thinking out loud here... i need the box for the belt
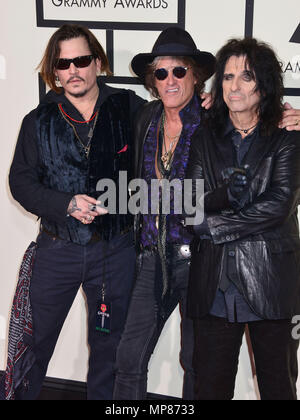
[41,227,132,244]
[41,227,59,240]
[41,227,102,244]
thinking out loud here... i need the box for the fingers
[81,195,99,204]
[283,102,293,110]
[282,109,300,118]
[200,92,213,110]
[68,195,108,223]
[279,119,300,131]
[285,124,300,132]
[80,214,95,225]
[221,167,235,180]
[232,174,248,186]
[222,167,248,180]
[279,107,300,130]
[95,206,109,216]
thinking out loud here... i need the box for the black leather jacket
[187,124,300,319]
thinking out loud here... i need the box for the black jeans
[193,315,299,400]
[16,230,136,400]
[113,250,195,400]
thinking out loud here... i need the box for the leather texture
[186,124,300,319]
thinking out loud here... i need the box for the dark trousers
[193,315,299,400]
[16,231,136,400]
[113,251,195,400]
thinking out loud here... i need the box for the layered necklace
[58,103,99,158]
[160,111,182,171]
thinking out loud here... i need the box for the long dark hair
[209,38,284,136]
[38,24,112,93]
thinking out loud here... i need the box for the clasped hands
[67,194,108,224]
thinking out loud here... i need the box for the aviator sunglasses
[154,66,189,81]
[55,54,95,70]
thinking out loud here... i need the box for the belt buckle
[179,244,191,259]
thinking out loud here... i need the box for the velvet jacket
[186,123,300,320]
[9,82,145,245]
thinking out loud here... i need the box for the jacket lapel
[203,131,235,189]
[136,101,163,179]
[204,126,280,191]
[241,129,278,179]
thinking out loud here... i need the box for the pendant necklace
[235,123,257,135]
[160,111,182,171]
[58,103,99,158]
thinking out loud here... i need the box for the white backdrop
[0,0,299,400]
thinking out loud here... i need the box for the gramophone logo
[290,23,300,44]
[282,22,300,83]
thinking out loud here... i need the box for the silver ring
[89,204,97,212]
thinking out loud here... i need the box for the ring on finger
[89,204,97,212]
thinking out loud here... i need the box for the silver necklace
[161,112,182,170]
[58,105,99,158]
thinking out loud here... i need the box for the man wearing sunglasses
[6,23,299,402]
[113,27,300,400]
[7,24,145,400]
[113,26,216,400]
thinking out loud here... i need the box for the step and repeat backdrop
[0,0,299,399]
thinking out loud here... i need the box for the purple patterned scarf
[0,242,36,400]
[141,94,202,248]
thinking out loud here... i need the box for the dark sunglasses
[154,66,189,81]
[55,55,95,70]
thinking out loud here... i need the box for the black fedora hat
[131,27,216,82]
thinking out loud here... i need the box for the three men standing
[4,22,300,400]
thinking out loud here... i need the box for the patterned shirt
[140,94,202,248]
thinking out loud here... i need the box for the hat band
[153,43,197,55]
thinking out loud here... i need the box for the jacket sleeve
[128,89,148,123]
[207,131,300,245]
[133,100,162,179]
[186,130,231,214]
[9,111,73,224]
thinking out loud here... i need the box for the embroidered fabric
[0,242,37,400]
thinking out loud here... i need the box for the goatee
[68,90,88,98]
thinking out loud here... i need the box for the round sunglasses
[154,66,189,81]
[55,55,95,70]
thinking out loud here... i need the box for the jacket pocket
[236,239,300,318]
